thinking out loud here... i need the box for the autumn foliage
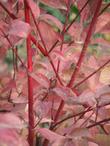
[0,0,110,146]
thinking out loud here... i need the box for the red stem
[67,0,103,88]
[24,1,34,146]
[0,2,17,19]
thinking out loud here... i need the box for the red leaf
[52,86,77,104]
[38,21,60,50]
[34,100,52,117]
[8,20,31,38]
[0,113,26,129]
[0,129,28,146]
[78,90,96,106]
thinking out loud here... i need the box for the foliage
[0,0,110,146]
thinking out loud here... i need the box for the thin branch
[99,2,110,16]
[0,2,17,19]
[87,118,110,129]
[73,58,110,88]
